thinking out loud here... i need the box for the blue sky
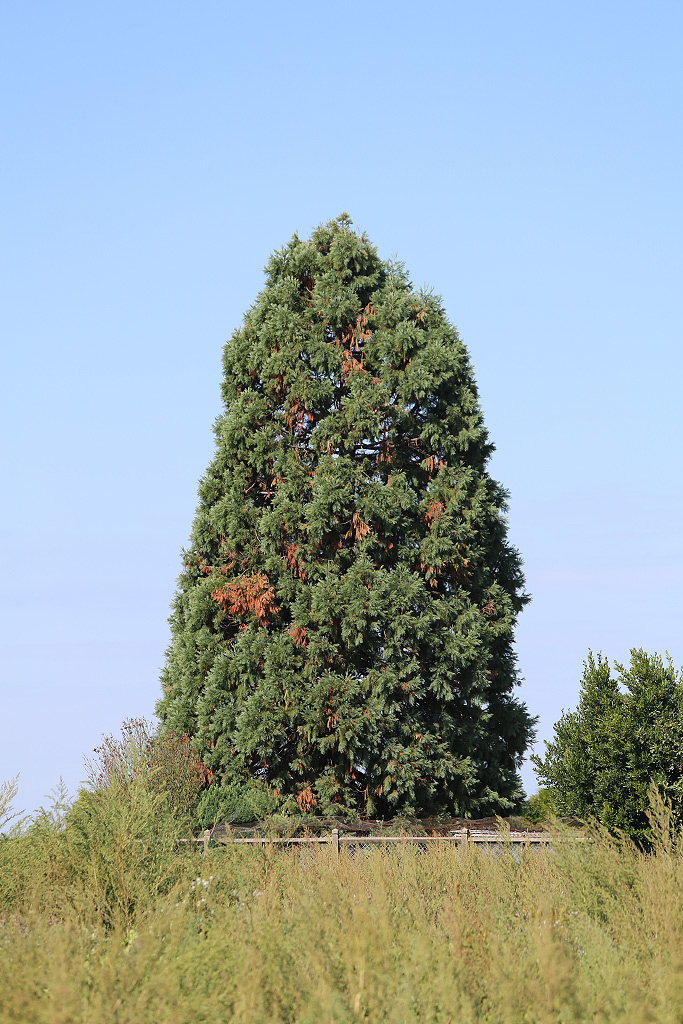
[2,1,681,815]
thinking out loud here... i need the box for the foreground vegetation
[2,775,683,1024]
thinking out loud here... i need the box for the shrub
[84,717,208,825]
[523,787,556,824]
[0,721,207,930]
[533,650,683,845]
[196,778,282,828]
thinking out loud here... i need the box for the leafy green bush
[196,778,283,828]
[533,649,683,845]
[523,788,557,824]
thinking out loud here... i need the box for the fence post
[202,829,211,856]
[331,828,339,858]
[459,827,470,853]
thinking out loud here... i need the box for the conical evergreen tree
[158,215,534,819]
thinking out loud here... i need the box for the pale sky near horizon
[2,1,682,817]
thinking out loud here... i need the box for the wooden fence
[194,827,552,856]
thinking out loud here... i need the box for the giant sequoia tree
[158,216,534,819]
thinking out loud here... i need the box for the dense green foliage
[0,721,206,929]
[532,649,683,844]
[157,215,534,820]
[4,776,683,1023]
[523,787,557,825]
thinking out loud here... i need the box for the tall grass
[3,790,683,1023]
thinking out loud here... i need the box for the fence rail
[194,827,553,855]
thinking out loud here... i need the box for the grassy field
[2,780,683,1024]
